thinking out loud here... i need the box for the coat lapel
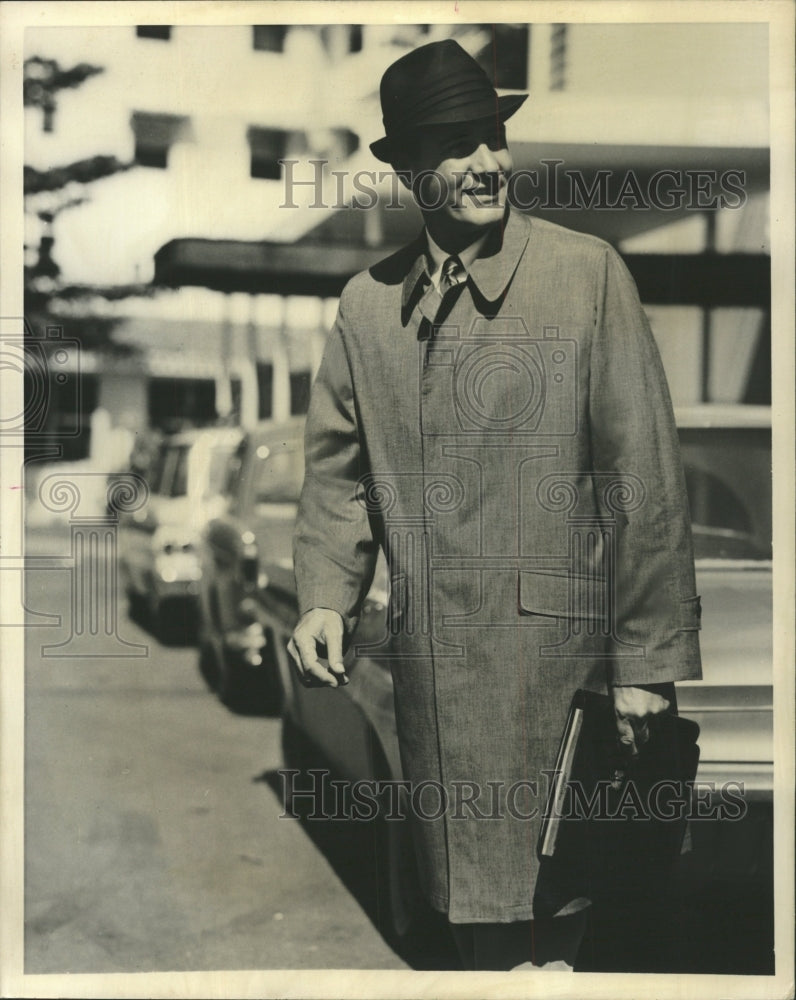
[400,210,532,327]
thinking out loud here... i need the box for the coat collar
[468,209,530,302]
[400,209,531,322]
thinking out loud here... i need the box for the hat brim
[369,92,528,163]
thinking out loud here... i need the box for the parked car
[198,406,773,949]
[197,419,306,710]
[118,425,242,642]
[106,427,164,516]
[672,405,773,900]
[196,418,413,936]
[584,405,774,974]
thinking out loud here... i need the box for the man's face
[401,118,513,232]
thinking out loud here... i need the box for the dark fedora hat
[370,38,528,162]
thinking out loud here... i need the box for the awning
[154,238,397,298]
[153,238,769,308]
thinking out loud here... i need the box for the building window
[247,124,356,179]
[247,126,307,180]
[349,25,363,53]
[131,111,191,169]
[290,371,312,415]
[136,26,171,41]
[550,24,568,91]
[475,24,530,90]
[135,142,167,170]
[25,370,98,462]
[147,378,216,431]
[320,24,368,60]
[252,25,289,52]
[248,127,288,180]
[256,363,273,419]
[386,24,431,47]
[322,128,359,160]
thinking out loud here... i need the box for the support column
[272,297,291,422]
[228,291,258,429]
[217,294,234,419]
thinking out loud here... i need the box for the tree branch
[24,156,135,196]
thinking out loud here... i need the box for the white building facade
[24,20,770,445]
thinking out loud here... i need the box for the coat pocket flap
[679,594,702,631]
[518,570,605,620]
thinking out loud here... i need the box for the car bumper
[151,551,202,600]
[153,578,201,602]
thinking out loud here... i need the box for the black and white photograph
[0,2,793,998]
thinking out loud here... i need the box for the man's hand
[612,684,671,757]
[288,608,349,688]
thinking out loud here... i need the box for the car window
[222,439,247,500]
[205,444,238,498]
[166,446,190,498]
[148,444,169,495]
[254,443,304,504]
[684,467,752,535]
[679,423,771,560]
[154,445,180,496]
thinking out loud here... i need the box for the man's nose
[468,142,501,175]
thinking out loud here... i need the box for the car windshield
[254,443,304,505]
[169,446,190,497]
[678,421,771,561]
[152,444,190,498]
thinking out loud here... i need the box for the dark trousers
[449,907,590,971]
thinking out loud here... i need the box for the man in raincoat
[289,39,702,970]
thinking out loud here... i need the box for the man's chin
[446,202,507,230]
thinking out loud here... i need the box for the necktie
[420,254,466,344]
[439,255,466,297]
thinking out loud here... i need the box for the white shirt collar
[425,229,489,289]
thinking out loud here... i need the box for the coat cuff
[609,627,702,685]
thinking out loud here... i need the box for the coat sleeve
[293,288,379,635]
[589,245,702,685]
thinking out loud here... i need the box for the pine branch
[50,61,105,92]
[24,155,135,196]
[24,58,104,106]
